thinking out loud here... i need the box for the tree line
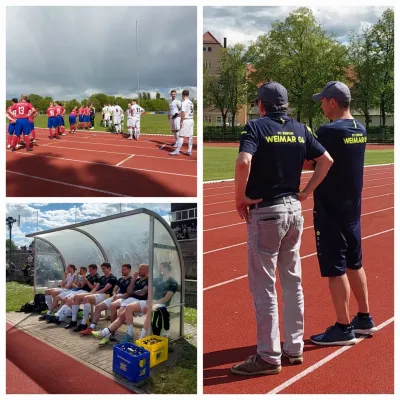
[6,92,197,114]
[204,7,394,131]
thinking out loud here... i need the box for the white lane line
[116,154,135,167]
[6,170,126,196]
[203,166,394,189]
[203,228,394,290]
[10,151,196,178]
[267,317,394,394]
[204,207,394,232]
[37,144,196,162]
[204,193,393,217]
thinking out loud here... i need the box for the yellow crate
[136,335,168,368]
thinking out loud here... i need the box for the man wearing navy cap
[309,81,377,346]
[231,82,333,376]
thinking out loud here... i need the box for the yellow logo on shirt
[343,133,367,144]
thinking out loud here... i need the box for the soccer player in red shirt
[54,103,65,136]
[84,105,91,129]
[78,106,84,130]
[26,99,37,144]
[9,94,37,151]
[46,102,59,139]
[69,107,78,134]
[6,98,18,149]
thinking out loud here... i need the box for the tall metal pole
[136,21,140,105]
[6,217,17,268]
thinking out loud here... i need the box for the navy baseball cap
[312,81,351,102]
[256,82,288,105]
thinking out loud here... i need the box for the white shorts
[170,116,181,131]
[113,116,121,125]
[180,119,194,138]
[102,294,125,309]
[104,115,111,121]
[59,290,74,299]
[93,293,108,304]
[121,298,147,317]
[66,290,88,300]
[128,117,140,129]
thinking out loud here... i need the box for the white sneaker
[7,144,11,149]
[127,137,133,140]
[61,133,66,136]
[184,152,192,156]
[160,329,170,339]
[16,144,21,149]
[169,151,179,156]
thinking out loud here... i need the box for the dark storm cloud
[6,6,197,100]
[204,6,390,46]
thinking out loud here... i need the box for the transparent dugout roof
[26,208,185,339]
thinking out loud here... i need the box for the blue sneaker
[310,323,357,346]
[350,315,378,335]
[120,334,133,343]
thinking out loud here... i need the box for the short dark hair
[12,98,18,103]
[335,100,350,109]
[88,264,98,270]
[101,262,111,269]
[122,264,132,270]
[26,99,31,103]
[182,90,189,97]
[171,90,176,94]
[68,264,76,271]
[261,101,289,113]
[80,266,87,272]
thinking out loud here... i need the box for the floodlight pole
[6,217,17,268]
[136,21,140,105]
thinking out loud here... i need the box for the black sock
[357,312,370,319]
[336,322,351,331]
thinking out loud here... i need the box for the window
[208,47,212,52]
[189,210,195,219]
[203,47,206,51]
[182,210,188,220]
[208,62,212,69]
[169,208,197,223]
[216,116,222,124]
[176,211,182,221]
[204,62,212,70]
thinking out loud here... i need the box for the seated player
[48,264,100,324]
[64,262,117,331]
[69,106,77,134]
[91,264,149,345]
[6,98,18,149]
[39,264,77,320]
[79,263,134,335]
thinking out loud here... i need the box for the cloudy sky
[6,6,197,101]
[6,203,171,247]
[204,6,390,47]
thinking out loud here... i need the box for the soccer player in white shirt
[103,104,111,127]
[128,100,145,140]
[169,90,194,156]
[168,90,182,147]
[112,103,123,133]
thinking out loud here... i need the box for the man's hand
[296,190,310,202]
[236,197,263,222]
[112,295,118,301]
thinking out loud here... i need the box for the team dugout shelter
[26,208,185,341]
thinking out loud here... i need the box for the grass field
[32,113,197,136]
[6,281,34,312]
[204,147,394,181]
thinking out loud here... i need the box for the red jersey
[55,105,65,116]
[7,105,17,119]
[46,107,57,118]
[78,107,83,115]
[10,101,34,119]
[70,110,77,117]
[84,107,90,116]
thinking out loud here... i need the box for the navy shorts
[56,115,63,127]
[79,115,83,122]
[8,123,15,135]
[60,117,65,126]
[313,207,362,277]
[15,118,31,136]
[69,116,77,124]
[83,115,90,123]
[29,121,34,130]
[48,117,57,128]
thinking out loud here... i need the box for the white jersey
[112,105,123,117]
[126,108,132,119]
[169,99,182,117]
[130,104,145,118]
[65,273,76,287]
[181,99,194,119]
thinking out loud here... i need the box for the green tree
[68,99,80,112]
[247,7,349,129]
[370,8,394,127]
[348,28,379,130]
[156,92,161,99]
[6,99,12,108]
[6,239,18,251]
[27,94,43,110]
[39,97,53,113]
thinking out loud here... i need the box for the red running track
[6,128,197,197]
[6,322,134,394]
[203,164,394,394]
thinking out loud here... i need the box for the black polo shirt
[98,273,118,296]
[116,276,132,294]
[239,113,326,200]
[153,277,178,307]
[132,277,148,300]
[314,119,367,222]
[81,273,99,292]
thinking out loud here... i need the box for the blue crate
[112,342,150,383]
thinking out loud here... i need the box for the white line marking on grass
[116,154,135,166]
[204,193,393,217]
[267,317,394,394]
[6,170,127,196]
[11,151,196,178]
[204,207,394,232]
[203,228,394,290]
